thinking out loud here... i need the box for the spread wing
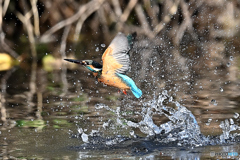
[102,32,130,75]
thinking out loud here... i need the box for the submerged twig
[60,26,70,97]
[0,68,16,126]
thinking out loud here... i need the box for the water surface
[0,38,240,159]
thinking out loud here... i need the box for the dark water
[1,39,240,159]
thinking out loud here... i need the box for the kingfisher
[64,32,142,98]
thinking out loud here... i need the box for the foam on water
[77,90,240,148]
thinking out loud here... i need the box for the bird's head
[64,59,102,73]
[81,60,93,66]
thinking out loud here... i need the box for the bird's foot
[122,89,127,95]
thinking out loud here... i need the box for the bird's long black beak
[64,59,83,65]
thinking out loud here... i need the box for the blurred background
[0,0,240,159]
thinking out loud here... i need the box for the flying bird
[64,32,142,98]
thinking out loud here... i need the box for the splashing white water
[78,90,240,147]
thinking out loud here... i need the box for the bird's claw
[122,89,127,95]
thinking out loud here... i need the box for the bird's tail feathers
[116,73,142,98]
[130,85,142,98]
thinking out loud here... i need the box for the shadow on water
[0,37,240,159]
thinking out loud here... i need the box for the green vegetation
[72,95,87,102]
[70,105,89,114]
[52,119,72,128]
[16,119,45,128]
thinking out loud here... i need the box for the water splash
[219,118,240,143]
[76,90,240,150]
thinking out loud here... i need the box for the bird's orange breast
[98,73,130,90]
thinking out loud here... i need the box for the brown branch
[174,0,197,45]
[120,0,138,23]
[40,0,106,43]
[0,0,19,59]
[111,0,122,17]
[17,10,37,59]
[60,25,71,57]
[2,0,9,16]
[154,0,180,36]
[97,7,110,36]
[74,0,105,42]
[135,4,154,38]
[116,0,138,30]
[30,0,40,37]
[143,0,158,27]
[0,0,3,31]
[0,33,19,59]
[102,2,118,24]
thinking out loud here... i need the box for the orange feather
[99,46,129,90]
[102,47,123,73]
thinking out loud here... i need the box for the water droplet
[220,87,223,92]
[230,56,234,61]
[211,99,218,106]
[95,47,99,52]
[206,118,212,125]
[130,130,135,136]
[234,113,239,119]
[101,44,106,47]
[103,122,109,128]
[227,62,231,67]
[81,133,89,143]
[230,118,234,125]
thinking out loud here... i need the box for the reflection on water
[0,39,240,159]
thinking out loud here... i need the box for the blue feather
[86,66,94,72]
[116,73,142,98]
